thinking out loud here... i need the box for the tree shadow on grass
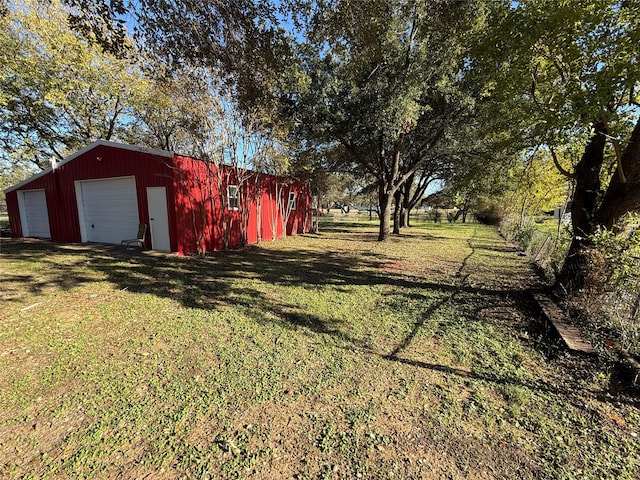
[1,237,402,310]
[0,236,548,341]
[317,221,378,233]
[3,236,631,406]
[383,353,640,406]
[1,241,114,303]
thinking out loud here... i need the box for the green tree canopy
[0,0,149,169]
[472,0,640,290]
[287,0,493,240]
[134,0,300,132]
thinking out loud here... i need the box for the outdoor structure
[4,140,311,255]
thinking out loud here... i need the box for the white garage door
[18,190,51,238]
[76,177,139,244]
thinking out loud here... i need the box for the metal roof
[4,140,173,193]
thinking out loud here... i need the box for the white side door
[146,186,171,251]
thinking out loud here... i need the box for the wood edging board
[532,293,597,355]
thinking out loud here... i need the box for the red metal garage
[4,140,311,255]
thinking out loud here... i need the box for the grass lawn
[1,220,638,479]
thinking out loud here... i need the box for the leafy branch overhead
[0,0,147,169]
[62,0,130,57]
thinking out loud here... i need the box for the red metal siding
[288,181,312,235]
[171,155,311,255]
[172,155,217,255]
[6,143,311,255]
[6,190,22,237]
[6,144,177,250]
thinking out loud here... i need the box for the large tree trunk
[313,194,322,233]
[400,205,410,228]
[378,186,392,241]
[557,117,640,294]
[400,176,412,228]
[555,121,607,293]
[464,197,471,223]
[377,141,401,241]
[393,189,402,234]
[595,117,640,230]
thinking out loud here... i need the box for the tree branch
[549,145,577,179]
[404,10,418,70]
[601,115,626,184]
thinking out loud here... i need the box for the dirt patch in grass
[1,223,639,479]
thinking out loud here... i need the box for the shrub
[581,218,640,354]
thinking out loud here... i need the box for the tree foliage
[287,0,492,240]
[0,0,149,169]
[134,0,300,132]
[62,0,130,57]
[0,0,239,184]
[128,67,222,157]
[473,0,640,290]
[507,151,569,220]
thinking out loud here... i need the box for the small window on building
[288,191,296,210]
[227,185,239,209]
